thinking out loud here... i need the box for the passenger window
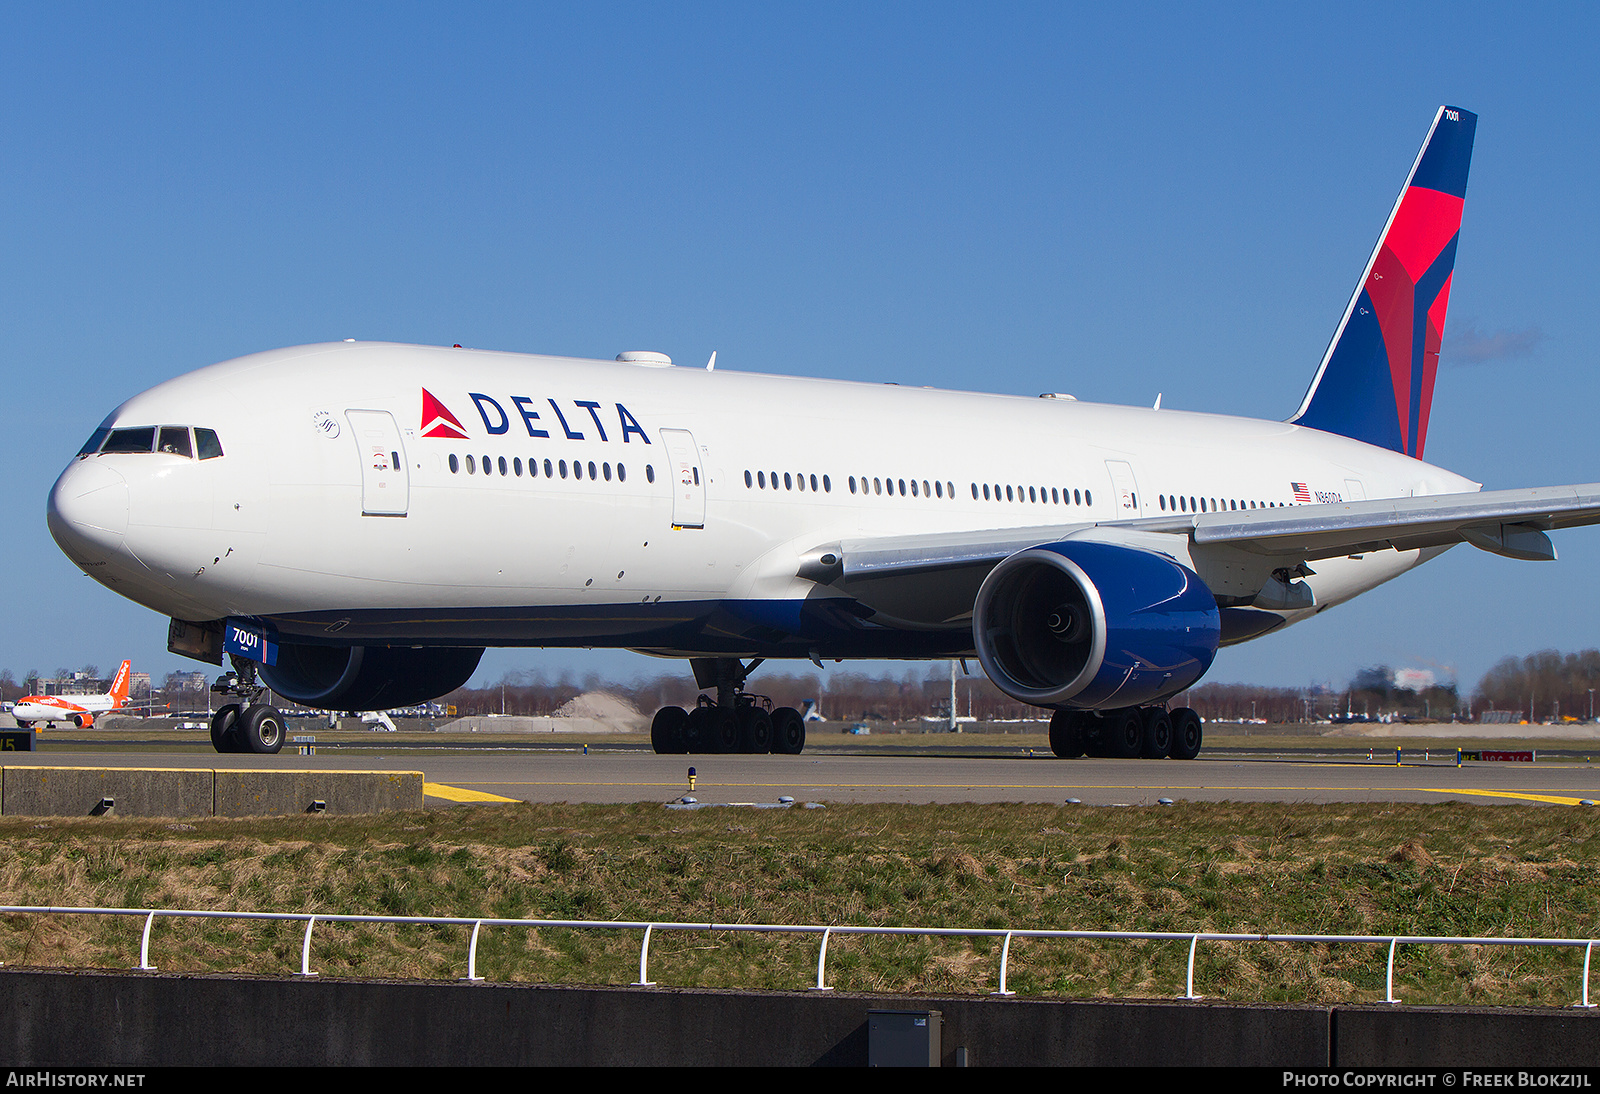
[514,458,523,476]
[618,464,626,482]
[559,460,568,479]
[603,463,612,481]
[466,455,476,474]
[811,474,820,492]
[745,471,753,488]
[103,427,156,453]
[158,427,192,457]
[498,456,508,476]
[646,465,655,483]
[589,461,598,480]
[449,454,460,474]
[544,459,553,478]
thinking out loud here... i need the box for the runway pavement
[4,740,1599,806]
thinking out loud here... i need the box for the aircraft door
[346,410,409,516]
[1105,460,1143,517]
[660,428,705,529]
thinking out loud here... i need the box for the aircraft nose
[47,460,129,562]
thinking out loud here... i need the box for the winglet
[1289,106,1476,460]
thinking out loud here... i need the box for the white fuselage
[47,342,1477,660]
[12,693,118,726]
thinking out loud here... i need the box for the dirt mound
[554,692,640,721]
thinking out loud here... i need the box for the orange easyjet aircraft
[12,661,142,728]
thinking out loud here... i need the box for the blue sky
[4,3,1599,696]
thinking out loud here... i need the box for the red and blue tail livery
[1291,106,1476,460]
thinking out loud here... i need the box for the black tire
[1048,709,1085,758]
[1106,708,1143,758]
[1169,707,1203,760]
[698,705,735,752]
[1139,707,1173,758]
[684,705,709,752]
[209,704,242,753]
[651,706,689,754]
[770,707,805,754]
[738,705,772,753]
[238,704,286,754]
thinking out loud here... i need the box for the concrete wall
[0,767,422,817]
[0,968,1593,1066]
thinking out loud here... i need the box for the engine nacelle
[973,540,1220,709]
[258,644,484,711]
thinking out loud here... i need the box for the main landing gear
[650,657,806,755]
[208,656,287,755]
[1048,706,1203,760]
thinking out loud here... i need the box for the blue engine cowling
[259,644,484,711]
[972,540,1220,709]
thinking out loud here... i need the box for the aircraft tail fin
[1289,106,1476,460]
[109,660,131,706]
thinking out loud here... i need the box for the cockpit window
[77,427,111,458]
[158,427,193,458]
[102,427,156,453]
[195,428,223,459]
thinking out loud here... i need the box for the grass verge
[1,801,1596,1006]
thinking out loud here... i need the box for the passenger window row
[850,476,955,499]
[744,470,833,493]
[79,426,224,460]
[971,482,1093,507]
[447,453,654,485]
[1159,495,1288,513]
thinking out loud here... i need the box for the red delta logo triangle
[421,389,469,439]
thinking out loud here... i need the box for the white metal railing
[1,904,1595,1007]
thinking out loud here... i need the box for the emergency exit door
[347,409,410,516]
[1105,460,1142,516]
[660,428,705,528]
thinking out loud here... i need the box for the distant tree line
[9,648,1600,724]
[440,665,1047,722]
[1474,649,1600,722]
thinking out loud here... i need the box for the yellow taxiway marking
[432,779,1554,792]
[424,782,521,803]
[431,780,1600,802]
[1421,787,1597,806]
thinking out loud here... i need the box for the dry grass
[0,801,1596,1005]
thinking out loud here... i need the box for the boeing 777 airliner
[46,106,1600,758]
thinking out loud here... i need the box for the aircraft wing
[818,483,1600,626]
[1160,482,1600,561]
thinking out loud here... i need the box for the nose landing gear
[208,656,287,754]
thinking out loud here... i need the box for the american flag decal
[1291,482,1312,503]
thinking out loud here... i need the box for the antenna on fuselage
[706,351,717,371]
[1153,393,1162,410]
